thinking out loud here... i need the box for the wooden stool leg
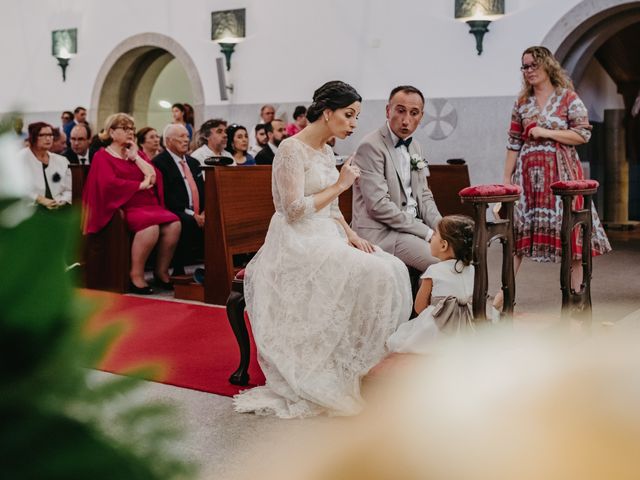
[472,202,489,321]
[226,287,250,386]
[581,194,594,324]
[559,195,574,316]
[559,193,594,323]
[500,201,516,317]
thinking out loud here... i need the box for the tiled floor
[108,228,640,479]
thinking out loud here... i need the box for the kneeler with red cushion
[226,269,250,385]
[459,184,522,321]
[550,179,599,323]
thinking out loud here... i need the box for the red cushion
[459,184,522,197]
[235,269,246,281]
[550,179,599,191]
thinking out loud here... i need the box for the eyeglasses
[38,133,54,137]
[114,126,135,132]
[520,62,539,72]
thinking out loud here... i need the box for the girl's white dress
[233,137,412,418]
[387,259,474,354]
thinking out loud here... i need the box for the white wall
[147,59,195,131]
[1,0,583,113]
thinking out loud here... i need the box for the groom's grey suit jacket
[351,125,442,253]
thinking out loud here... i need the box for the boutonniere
[52,172,61,183]
[410,154,427,172]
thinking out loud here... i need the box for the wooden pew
[201,163,472,305]
[70,163,130,293]
[69,164,88,204]
[428,164,474,218]
[332,163,473,224]
[203,165,275,305]
[83,211,131,293]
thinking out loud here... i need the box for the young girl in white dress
[388,215,475,354]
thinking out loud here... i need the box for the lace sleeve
[273,141,316,223]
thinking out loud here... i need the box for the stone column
[603,109,628,224]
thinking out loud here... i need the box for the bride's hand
[348,232,375,253]
[336,156,360,191]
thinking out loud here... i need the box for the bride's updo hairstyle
[306,81,362,123]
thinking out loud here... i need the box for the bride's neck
[296,122,330,150]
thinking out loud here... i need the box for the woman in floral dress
[495,46,611,310]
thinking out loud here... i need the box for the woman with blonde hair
[82,113,181,294]
[494,46,611,313]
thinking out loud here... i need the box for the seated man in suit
[352,85,442,274]
[255,118,286,165]
[153,124,205,278]
[63,123,92,166]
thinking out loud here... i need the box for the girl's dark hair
[27,122,52,145]
[437,215,475,270]
[226,124,247,154]
[306,81,362,123]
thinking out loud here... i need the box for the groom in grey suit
[352,85,442,272]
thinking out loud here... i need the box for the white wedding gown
[233,137,412,418]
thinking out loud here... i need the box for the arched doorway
[90,33,205,135]
[543,1,640,223]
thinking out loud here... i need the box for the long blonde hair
[517,46,574,104]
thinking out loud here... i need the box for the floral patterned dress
[507,88,611,262]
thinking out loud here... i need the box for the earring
[324,114,329,122]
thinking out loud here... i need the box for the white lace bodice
[272,137,343,223]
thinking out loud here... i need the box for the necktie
[179,160,200,214]
[395,137,413,149]
[79,156,87,164]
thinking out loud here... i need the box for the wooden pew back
[202,163,472,305]
[203,166,274,304]
[70,163,131,293]
[428,164,475,218]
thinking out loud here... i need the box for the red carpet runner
[82,289,265,396]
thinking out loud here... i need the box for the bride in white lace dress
[233,81,412,418]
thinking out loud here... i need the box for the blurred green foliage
[0,122,193,478]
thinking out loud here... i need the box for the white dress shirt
[387,123,417,218]
[168,149,194,213]
[77,150,90,165]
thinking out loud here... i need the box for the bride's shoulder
[277,137,302,156]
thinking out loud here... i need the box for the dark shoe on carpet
[129,282,154,295]
[153,276,174,290]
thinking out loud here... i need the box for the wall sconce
[51,28,77,81]
[211,8,246,71]
[455,1,504,55]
